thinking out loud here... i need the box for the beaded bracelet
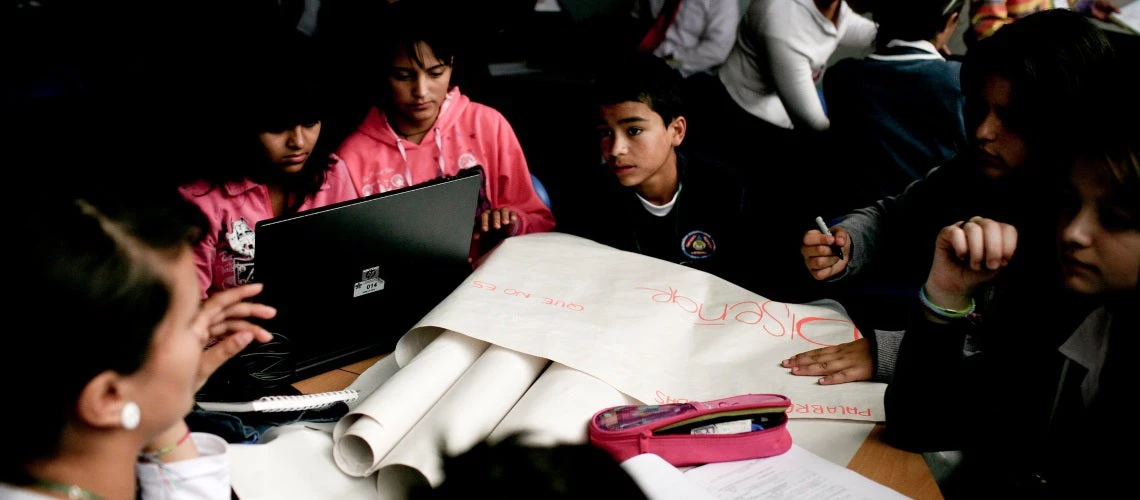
[918,286,976,320]
[140,429,192,462]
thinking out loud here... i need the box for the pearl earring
[121,402,141,430]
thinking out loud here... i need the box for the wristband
[918,286,976,319]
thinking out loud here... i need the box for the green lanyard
[32,478,106,500]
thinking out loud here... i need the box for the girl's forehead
[392,41,444,67]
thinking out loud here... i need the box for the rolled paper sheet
[373,345,551,494]
[230,428,377,500]
[332,330,490,476]
[489,362,641,447]
[402,233,885,422]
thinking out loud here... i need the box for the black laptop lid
[250,167,483,382]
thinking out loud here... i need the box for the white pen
[814,216,845,260]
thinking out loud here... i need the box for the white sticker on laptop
[353,266,385,297]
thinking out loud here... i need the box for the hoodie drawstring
[434,127,445,176]
[393,126,446,188]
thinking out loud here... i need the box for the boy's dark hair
[960,9,1116,159]
[592,53,685,125]
[3,188,209,483]
[409,434,648,500]
[872,0,964,51]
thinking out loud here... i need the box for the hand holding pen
[801,216,851,281]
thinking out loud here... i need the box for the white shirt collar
[866,40,945,61]
[637,183,682,217]
[1058,307,1112,406]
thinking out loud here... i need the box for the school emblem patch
[681,230,716,259]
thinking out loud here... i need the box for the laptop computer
[202,167,484,396]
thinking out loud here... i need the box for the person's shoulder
[678,152,750,194]
[771,0,815,24]
[759,0,805,15]
[744,0,803,30]
[912,153,980,192]
[928,59,964,91]
[913,58,962,78]
[177,178,212,195]
[324,156,356,184]
[876,57,962,92]
[176,180,247,221]
[459,98,510,124]
[336,107,389,151]
[177,179,223,202]
[683,150,746,174]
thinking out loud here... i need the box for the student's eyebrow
[390,63,447,72]
[616,117,649,124]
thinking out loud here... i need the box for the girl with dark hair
[883,122,1139,498]
[334,0,555,263]
[787,9,1122,385]
[0,189,276,499]
[178,33,357,298]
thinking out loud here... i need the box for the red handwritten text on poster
[471,280,584,312]
[636,285,860,346]
[653,390,692,405]
[786,403,873,418]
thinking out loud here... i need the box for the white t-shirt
[636,0,741,77]
[0,433,232,500]
[718,0,876,130]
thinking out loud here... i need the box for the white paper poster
[399,233,885,421]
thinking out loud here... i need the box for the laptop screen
[211,167,484,392]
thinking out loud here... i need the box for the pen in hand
[814,216,845,261]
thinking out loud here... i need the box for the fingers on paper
[783,339,871,384]
[782,345,840,368]
[817,366,872,385]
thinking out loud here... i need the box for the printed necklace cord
[31,478,106,500]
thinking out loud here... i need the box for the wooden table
[294,355,943,500]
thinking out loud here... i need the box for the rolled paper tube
[332,330,490,476]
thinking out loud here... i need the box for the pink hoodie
[178,160,358,298]
[335,87,555,259]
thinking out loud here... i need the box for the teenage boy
[558,53,811,301]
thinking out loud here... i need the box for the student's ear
[669,116,687,147]
[76,371,137,431]
[944,12,961,33]
[935,12,960,55]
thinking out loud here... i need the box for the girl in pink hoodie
[334,1,555,262]
[179,35,358,298]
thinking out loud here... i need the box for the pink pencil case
[588,394,793,467]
